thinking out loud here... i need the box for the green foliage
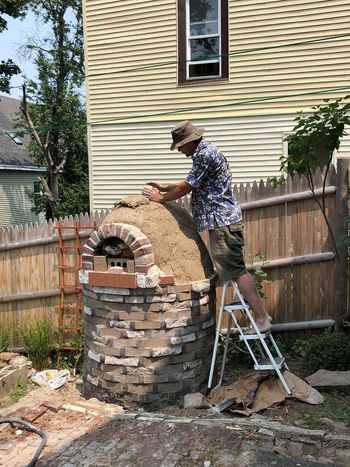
[337,215,350,248]
[8,379,30,402]
[58,318,84,375]
[281,96,350,177]
[0,0,27,92]
[18,319,58,371]
[19,0,89,219]
[249,252,267,298]
[292,330,350,373]
[217,335,252,367]
[0,326,9,352]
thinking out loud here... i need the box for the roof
[0,95,43,169]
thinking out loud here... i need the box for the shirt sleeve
[186,152,212,188]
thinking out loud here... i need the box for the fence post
[335,157,350,326]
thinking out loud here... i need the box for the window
[178,0,228,84]
[34,181,42,195]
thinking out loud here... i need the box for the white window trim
[185,0,222,81]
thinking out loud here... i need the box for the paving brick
[123,347,151,358]
[132,320,162,330]
[22,405,48,423]
[42,399,63,413]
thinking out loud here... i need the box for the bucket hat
[170,120,205,151]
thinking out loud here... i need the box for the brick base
[82,279,215,409]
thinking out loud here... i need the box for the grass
[18,319,58,370]
[298,390,350,428]
[8,379,30,402]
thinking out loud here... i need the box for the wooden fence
[0,158,348,346]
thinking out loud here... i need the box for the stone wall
[82,279,216,409]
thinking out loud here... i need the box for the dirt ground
[1,365,349,437]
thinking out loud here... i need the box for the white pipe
[221,319,335,335]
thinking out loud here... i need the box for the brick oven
[79,197,215,409]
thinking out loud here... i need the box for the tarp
[208,371,324,415]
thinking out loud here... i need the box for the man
[142,120,271,333]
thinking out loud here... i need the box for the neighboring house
[0,95,46,227]
[82,0,350,210]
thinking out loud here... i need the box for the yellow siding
[83,0,350,209]
[84,0,350,124]
[90,115,350,209]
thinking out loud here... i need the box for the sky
[0,12,45,100]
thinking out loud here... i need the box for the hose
[0,418,47,467]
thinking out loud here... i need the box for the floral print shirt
[186,139,242,232]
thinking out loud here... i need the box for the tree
[0,0,27,93]
[274,96,350,280]
[20,0,88,219]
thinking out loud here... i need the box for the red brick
[159,276,175,286]
[83,244,95,255]
[129,236,151,250]
[135,265,149,273]
[134,253,155,266]
[86,237,99,249]
[22,406,48,423]
[82,253,94,263]
[42,399,62,413]
[107,223,118,237]
[123,228,143,247]
[89,272,137,288]
[133,244,154,257]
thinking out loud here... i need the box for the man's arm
[146,181,181,192]
[142,181,192,203]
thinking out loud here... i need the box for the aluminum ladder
[208,279,291,395]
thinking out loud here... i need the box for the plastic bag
[31,369,70,390]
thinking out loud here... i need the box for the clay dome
[102,195,213,283]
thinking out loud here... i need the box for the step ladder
[208,280,291,395]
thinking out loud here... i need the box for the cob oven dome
[80,196,215,409]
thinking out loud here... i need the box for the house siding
[0,171,44,227]
[83,0,350,209]
[89,115,350,210]
[84,0,350,123]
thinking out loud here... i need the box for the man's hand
[146,182,168,192]
[142,187,164,203]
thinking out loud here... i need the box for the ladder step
[239,331,271,340]
[224,303,249,311]
[254,356,285,370]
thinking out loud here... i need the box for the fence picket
[0,164,343,344]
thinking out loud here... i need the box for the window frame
[178,0,229,85]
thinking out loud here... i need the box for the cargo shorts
[208,221,247,282]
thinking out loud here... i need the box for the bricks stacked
[82,278,216,409]
[80,222,216,409]
[82,223,155,274]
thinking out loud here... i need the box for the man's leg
[235,272,271,332]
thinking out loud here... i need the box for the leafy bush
[0,326,9,352]
[292,331,350,373]
[18,319,58,370]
